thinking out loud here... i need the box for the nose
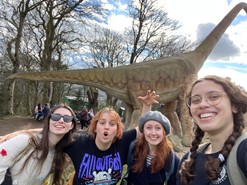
[150,128,156,134]
[104,122,110,129]
[198,98,210,108]
[58,116,64,122]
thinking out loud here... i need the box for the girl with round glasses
[0,104,77,185]
[177,75,247,185]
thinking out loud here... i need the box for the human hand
[0,131,22,143]
[0,128,42,143]
[138,90,159,106]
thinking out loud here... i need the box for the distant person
[42,103,50,118]
[0,104,77,185]
[88,108,95,123]
[79,106,89,129]
[36,103,50,121]
[33,103,42,119]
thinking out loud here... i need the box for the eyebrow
[191,90,222,96]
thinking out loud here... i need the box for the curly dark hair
[179,75,247,185]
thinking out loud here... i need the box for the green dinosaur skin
[7,3,247,146]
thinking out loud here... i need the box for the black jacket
[126,152,180,185]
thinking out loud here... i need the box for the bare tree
[125,0,193,64]
[0,0,105,114]
[0,0,45,114]
[87,26,128,107]
[0,0,195,117]
[30,0,104,103]
[88,26,127,68]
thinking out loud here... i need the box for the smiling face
[49,107,74,136]
[190,80,236,134]
[143,120,164,148]
[95,112,118,150]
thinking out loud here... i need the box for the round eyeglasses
[187,92,226,109]
[50,114,73,123]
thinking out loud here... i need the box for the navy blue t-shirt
[176,139,247,185]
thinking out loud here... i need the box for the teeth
[55,125,64,128]
[200,113,214,118]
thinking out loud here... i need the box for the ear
[69,122,75,130]
[231,105,237,113]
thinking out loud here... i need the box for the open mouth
[104,132,108,137]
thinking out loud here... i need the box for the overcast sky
[105,0,247,89]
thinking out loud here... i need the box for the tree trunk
[7,80,15,115]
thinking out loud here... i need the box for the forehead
[191,80,224,96]
[53,108,72,115]
[99,112,113,119]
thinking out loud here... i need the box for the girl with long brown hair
[126,111,180,185]
[0,104,77,185]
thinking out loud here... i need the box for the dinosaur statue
[7,2,247,146]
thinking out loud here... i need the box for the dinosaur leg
[127,91,144,129]
[178,74,197,146]
[163,101,182,138]
[123,103,134,129]
[130,107,142,129]
[178,97,192,146]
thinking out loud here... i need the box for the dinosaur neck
[194,2,247,67]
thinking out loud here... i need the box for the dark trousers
[2,169,12,185]
[80,119,88,129]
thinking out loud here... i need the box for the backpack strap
[198,134,247,184]
[120,140,136,180]
[198,143,210,152]
[165,151,175,182]
[127,140,136,167]
[227,132,247,185]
